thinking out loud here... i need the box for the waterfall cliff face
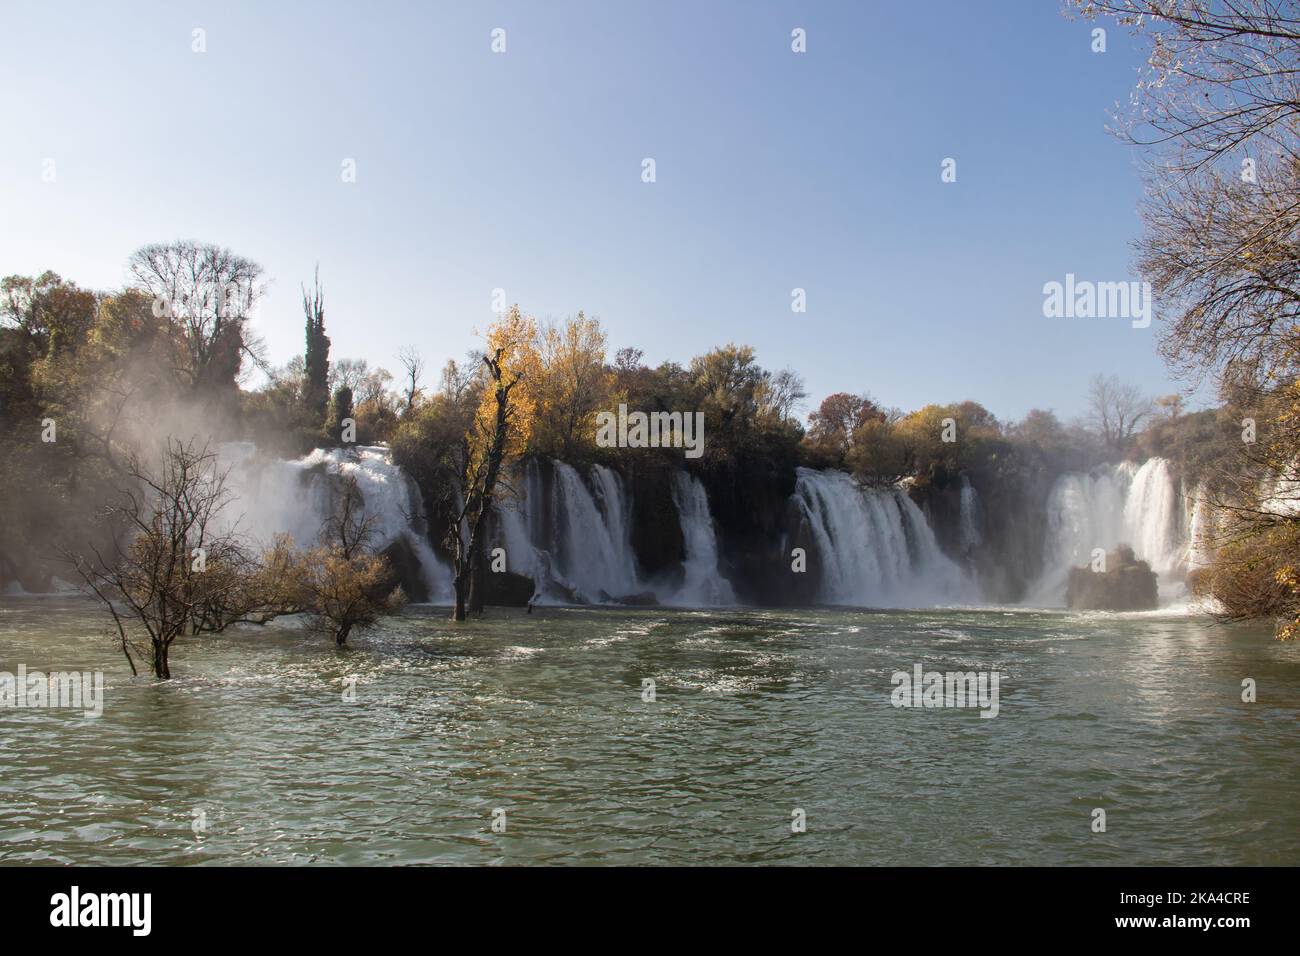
[210,445,1213,611]
[791,468,975,607]
[1031,456,1200,605]
[218,443,454,603]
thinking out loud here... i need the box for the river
[1,598,1296,865]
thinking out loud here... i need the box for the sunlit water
[2,597,1297,866]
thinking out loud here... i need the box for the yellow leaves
[475,307,613,459]
[473,305,538,462]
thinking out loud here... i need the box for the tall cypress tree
[302,267,330,419]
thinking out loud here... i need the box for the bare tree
[437,356,479,405]
[1073,2,1300,387]
[398,346,425,411]
[127,241,266,391]
[69,439,247,678]
[1073,1,1300,173]
[764,367,808,420]
[1086,374,1153,450]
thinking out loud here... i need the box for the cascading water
[1031,456,1194,605]
[491,460,737,605]
[668,471,737,606]
[791,468,974,607]
[958,475,983,551]
[1122,458,1183,578]
[218,443,454,603]
[491,459,644,603]
[547,461,644,603]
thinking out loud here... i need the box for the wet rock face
[381,538,429,603]
[701,458,799,605]
[783,495,822,606]
[8,554,54,594]
[482,569,537,607]
[1066,545,1158,611]
[625,461,685,576]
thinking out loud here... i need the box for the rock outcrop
[1066,545,1158,611]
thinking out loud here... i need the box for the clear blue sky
[0,0,1198,422]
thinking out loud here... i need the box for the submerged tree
[302,475,404,644]
[70,439,248,678]
[445,308,530,621]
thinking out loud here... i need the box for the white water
[547,461,644,603]
[668,471,737,606]
[958,475,983,551]
[1031,457,1196,606]
[208,446,1210,613]
[218,443,454,603]
[492,460,736,606]
[792,468,975,607]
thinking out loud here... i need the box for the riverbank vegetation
[0,223,1281,665]
[1077,1,1300,638]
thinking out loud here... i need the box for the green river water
[1,597,1296,865]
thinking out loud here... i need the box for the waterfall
[958,475,983,550]
[547,461,643,602]
[668,471,737,606]
[1031,456,1192,605]
[792,468,974,607]
[218,443,454,603]
[1122,458,1183,578]
[491,460,737,606]
[491,459,645,604]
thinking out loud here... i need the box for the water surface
[1,598,1296,865]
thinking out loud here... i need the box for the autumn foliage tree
[442,306,533,620]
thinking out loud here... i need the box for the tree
[69,439,248,678]
[846,418,912,487]
[437,357,478,406]
[302,267,330,419]
[327,385,354,444]
[302,475,404,644]
[807,392,886,464]
[1154,393,1185,420]
[126,241,266,393]
[1011,408,1066,447]
[0,271,97,357]
[527,312,613,458]
[1076,1,1300,639]
[1074,2,1300,174]
[1074,2,1300,388]
[1086,374,1152,450]
[398,346,425,412]
[764,368,808,420]
[446,308,530,621]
